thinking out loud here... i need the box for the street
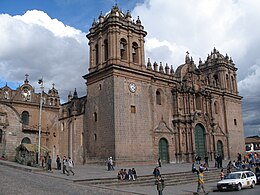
[1,164,260,195]
[212,185,260,195]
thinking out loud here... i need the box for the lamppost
[1,125,6,158]
[38,78,44,166]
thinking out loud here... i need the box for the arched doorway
[21,137,31,144]
[195,124,206,158]
[159,138,169,163]
[217,140,224,159]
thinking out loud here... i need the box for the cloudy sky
[0,0,259,137]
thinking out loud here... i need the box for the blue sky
[1,0,260,137]
[0,0,143,31]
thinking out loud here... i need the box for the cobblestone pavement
[0,159,229,195]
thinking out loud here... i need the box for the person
[204,155,209,167]
[237,153,242,162]
[56,155,61,170]
[192,160,196,173]
[41,155,45,168]
[158,158,162,167]
[117,169,123,180]
[67,157,75,175]
[153,166,160,177]
[132,168,137,180]
[128,169,133,180]
[47,155,52,171]
[109,157,114,170]
[194,168,207,195]
[220,169,224,180]
[62,156,69,175]
[155,175,165,195]
[122,169,127,180]
[107,157,111,171]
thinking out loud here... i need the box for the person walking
[109,157,114,170]
[47,155,52,171]
[56,155,61,170]
[67,157,75,175]
[194,167,208,195]
[155,175,165,195]
[62,156,69,175]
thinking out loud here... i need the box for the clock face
[129,83,136,93]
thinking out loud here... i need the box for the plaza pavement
[0,159,228,195]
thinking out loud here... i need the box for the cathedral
[0,5,245,165]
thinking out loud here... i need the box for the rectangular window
[131,105,136,113]
[234,119,237,126]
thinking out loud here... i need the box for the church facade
[0,76,60,163]
[0,6,245,165]
[83,5,245,164]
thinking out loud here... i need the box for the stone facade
[0,76,60,162]
[83,5,245,165]
[0,5,245,166]
[59,89,86,164]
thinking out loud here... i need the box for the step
[75,168,222,187]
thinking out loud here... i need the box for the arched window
[132,42,139,63]
[213,74,219,87]
[21,137,31,144]
[68,108,72,116]
[94,112,97,122]
[195,94,202,110]
[214,101,219,114]
[231,76,235,92]
[21,111,29,125]
[95,44,99,65]
[104,39,108,61]
[156,90,161,105]
[120,38,127,60]
[226,74,230,89]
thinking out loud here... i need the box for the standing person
[155,175,165,195]
[62,156,69,175]
[204,155,209,167]
[220,169,224,180]
[158,157,162,167]
[109,157,114,170]
[56,155,61,170]
[47,155,52,171]
[67,157,75,176]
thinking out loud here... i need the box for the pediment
[154,121,174,134]
[215,124,226,136]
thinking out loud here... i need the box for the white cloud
[131,0,260,136]
[0,10,88,102]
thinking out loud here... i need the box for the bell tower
[83,6,150,164]
[87,5,147,73]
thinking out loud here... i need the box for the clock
[129,83,136,93]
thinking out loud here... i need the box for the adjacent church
[0,5,245,165]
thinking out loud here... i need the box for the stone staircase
[75,168,221,187]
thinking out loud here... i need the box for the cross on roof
[25,73,29,80]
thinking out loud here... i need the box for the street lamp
[38,78,44,166]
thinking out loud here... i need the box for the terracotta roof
[16,143,50,153]
[245,136,260,144]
